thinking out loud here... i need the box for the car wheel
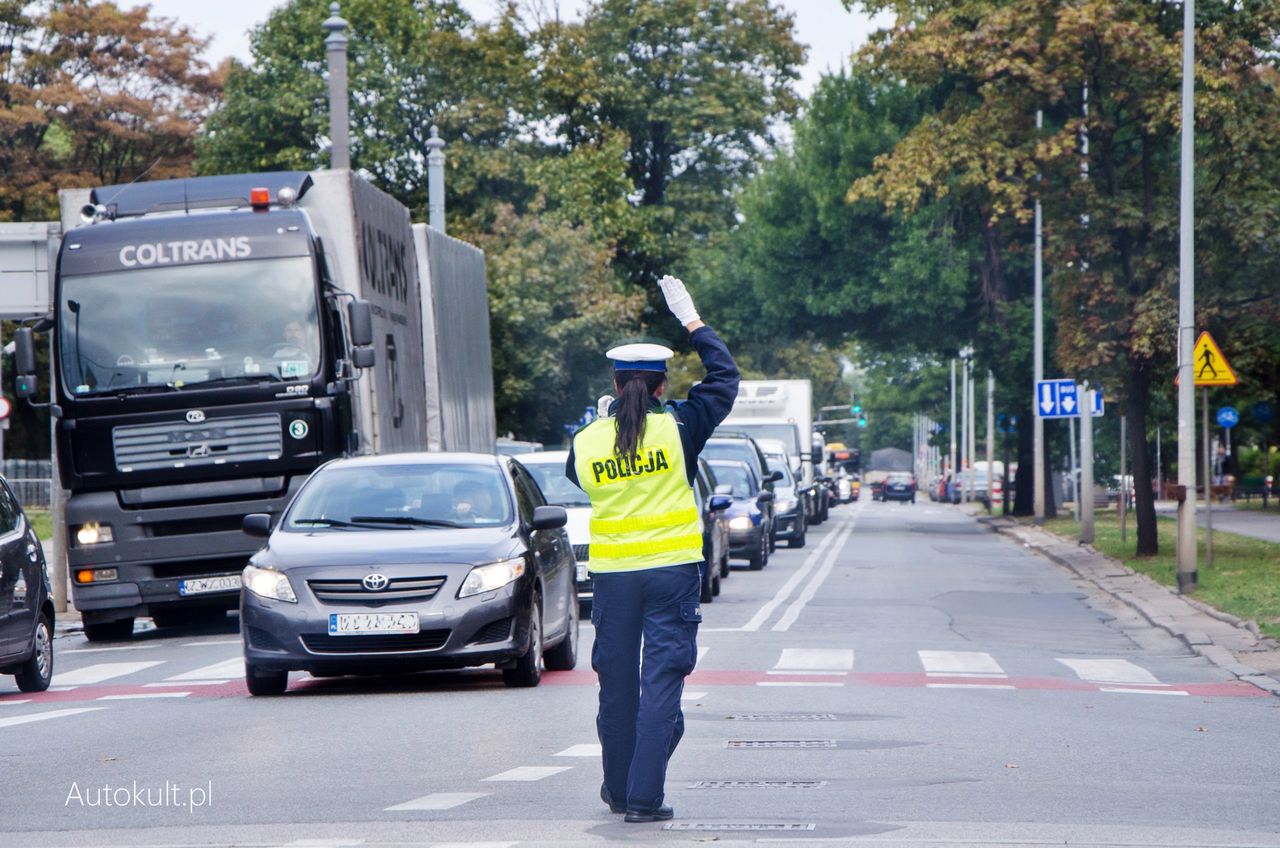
[700,564,714,604]
[747,529,766,571]
[544,593,579,671]
[503,597,543,687]
[83,617,134,643]
[245,663,288,696]
[712,568,721,596]
[720,551,730,579]
[15,611,53,692]
[789,520,807,549]
[768,525,777,553]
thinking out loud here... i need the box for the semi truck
[716,380,820,522]
[5,170,495,641]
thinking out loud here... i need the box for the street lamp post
[1175,0,1198,592]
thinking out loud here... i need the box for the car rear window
[521,461,590,508]
[709,463,753,499]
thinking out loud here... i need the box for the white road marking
[926,683,1016,690]
[183,639,242,647]
[681,691,708,700]
[384,792,490,811]
[772,513,859,632]
[51,661,164,687]
[1099,687,1189,696]
[740,514,846,631]
[431,843,517,848]
[774,648,854,671]
[0,699,32,706]
[0,707,106,728]
[97,691,191,700]
[482,766,572,782]
[63,645,159,654]
[765,669,847,676]
[165,658,244,681]
[144,680,228,687]
[1057,658,1162,686]
[281,840,365,847]
[554,743,601,757]
[757,681,845,687]
[696,646,710,665]
[919,650,1006,678]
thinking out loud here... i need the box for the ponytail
[613,370,665,459]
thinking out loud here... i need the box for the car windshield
[60,257,321,394]
[768,460,795,486]
[521,462,591,507]
[702,441,760,472]
[710,463,754,499]
[285,463,513,530]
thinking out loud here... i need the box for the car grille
[307,576,446,606]
[113,413,283,472]
[572,544,590,562]
[300,630,451,654]
[468,617,512,645]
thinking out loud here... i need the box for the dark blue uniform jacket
[565,326,740,487]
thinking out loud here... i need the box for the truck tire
[246,663,288,696]
[503,598,543,687]
[83,617,135,643]
[15,611,53,692]
[543,596,578,671]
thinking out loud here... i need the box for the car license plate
[328,612,420,636]
[178,575,241,596]
[576,564,589,583]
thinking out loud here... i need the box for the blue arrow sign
[1217,406,1239,428]
[1036,379,1104,419]
[1090,391,1104,418]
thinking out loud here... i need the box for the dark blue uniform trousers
[590,561,702,813]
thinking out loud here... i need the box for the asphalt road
[4,495,1279,848]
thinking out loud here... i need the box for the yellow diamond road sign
[1187,331,1238,387]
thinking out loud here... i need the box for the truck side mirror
[14,327,38,399]
[351,347,375,369]
[347,300,374,348]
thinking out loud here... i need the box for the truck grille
[307,576,446,606]
[113,414,283,472]
[300,630,451,653]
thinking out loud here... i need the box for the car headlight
[74,522,113,546]
[242,564,297,603]
[459,557,525,598]
[728,516,753,530]
[777,498,797,513]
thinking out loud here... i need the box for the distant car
[239,453,579,695]
[693,458,733,603]
[709,459,774,570]
[516,451,593,608]
[768,462,808,548]
[882,472,917,503]
[704,435,780,549]
[0,478,54,692]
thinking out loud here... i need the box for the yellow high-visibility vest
[573,411,703,573]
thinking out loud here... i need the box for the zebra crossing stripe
[1056,658,1163,686]
[384,792,490,811]
[918,650,1006,678]
[51,661,164,687]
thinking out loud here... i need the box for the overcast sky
[144,0,891,95]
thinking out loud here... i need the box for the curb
[977,514,1280,698]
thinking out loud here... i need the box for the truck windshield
[60,257,321,394]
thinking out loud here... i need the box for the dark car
[239,453,578,695]
[709,459,774,570]
[515,451,593,610]
[767,460,808,548]
[882,472,917,503]
[703,435,780,549]
[693,458,733,603]
[0,478,55,692]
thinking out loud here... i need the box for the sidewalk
[1153,499,1280,544]
[978,513,1280,697]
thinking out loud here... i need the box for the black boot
[600,784,625,814]
[624,804,674,823]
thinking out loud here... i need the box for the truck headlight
[459,557,525,598]
[74,522,113,546]
[728,516,753,530]
[242,564,297,603]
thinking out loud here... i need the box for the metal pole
[950,359,957,501]
[1033,109,1046,524]
[1203,388,1213,569]
[1175,0,1198,592]
[1120,413,1127,542]
[1069,416,1079,521]
[1156,426,1162,503]
[427,125,447,233]
[961,360,968,502]
[1080,383,1095,544]
[986,371,994,513]
[324,3,351,170]
[49,331,66,614]
[968,364,976,505]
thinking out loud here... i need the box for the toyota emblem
[186,410,206,424]
[362,573,389,591]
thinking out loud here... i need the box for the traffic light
[851,398,862,415]
[857,413,867,428]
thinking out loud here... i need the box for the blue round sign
[1217,406,1240,428]
[1255,402,1275,424]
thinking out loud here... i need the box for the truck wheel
[543,595,578,671]
[503,598,543,687]
[83,617,134,643]
[15,611,53,692]
[246,663,288,696]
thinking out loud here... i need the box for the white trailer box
[720,380,814,486]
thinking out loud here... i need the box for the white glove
[596,395,615,418]
[658,274,700,325]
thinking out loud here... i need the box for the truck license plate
[178,575,241,596]
[328,612,420,636]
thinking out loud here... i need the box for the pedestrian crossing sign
[1177,331,1238,387]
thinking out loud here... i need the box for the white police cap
[607,342,674,372]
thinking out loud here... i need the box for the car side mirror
[709,494,732,512]
[530,505,567,531]
[757,491,774,504]
[714,484,733,496]
[242,513,273,538]
[767,470,783,483]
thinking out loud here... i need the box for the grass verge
[1038,511,1280,640]
[25,509,52,542]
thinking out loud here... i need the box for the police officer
[565,275,739,823]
